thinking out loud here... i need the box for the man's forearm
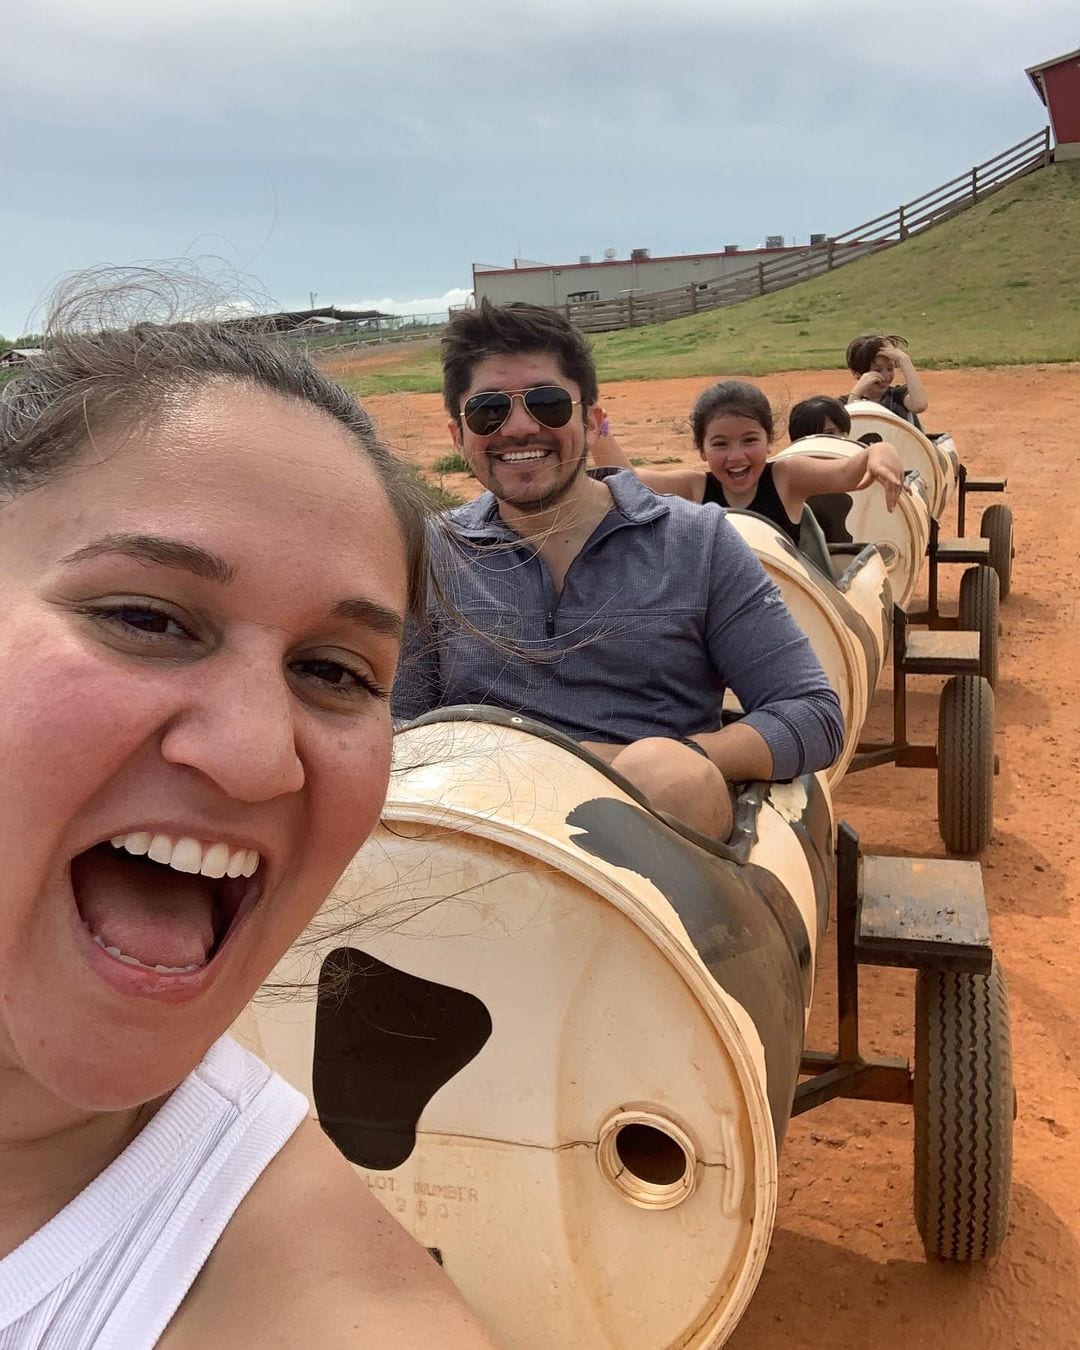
[687,721,774,782]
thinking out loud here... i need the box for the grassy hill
[335,159,1080,398]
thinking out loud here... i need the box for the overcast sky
[1,0,1074,335]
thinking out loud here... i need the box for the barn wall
[1043,57,1080,150]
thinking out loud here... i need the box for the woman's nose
[159,648,305,802]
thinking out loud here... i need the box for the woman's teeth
[108,832,260,880]
[84,924,204,974]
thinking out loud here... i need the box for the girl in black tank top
[690,382,804,542]
[701,459,801,543]
[590,381,906,547]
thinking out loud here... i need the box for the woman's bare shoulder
[161,1118,497,1348]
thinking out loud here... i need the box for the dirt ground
[353,359,1080,1348]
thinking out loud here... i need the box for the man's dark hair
[690,380,774,448]
[845,332,907,375]
[787,395,851,442]
[441,299,599,418]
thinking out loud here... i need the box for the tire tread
[914,961,1012,1260]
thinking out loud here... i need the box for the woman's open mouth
[69,832,264,987]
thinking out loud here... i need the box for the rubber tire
[958,566,1000,688]
[914,959,1013,1261]
[980,504,1013,600]
[937,675,994,855]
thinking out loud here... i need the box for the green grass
[404,464,464,510]
[431,451,470,473]
[335,161,1080,397]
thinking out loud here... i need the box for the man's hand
[578,740,622,765]
[582,737,733,840]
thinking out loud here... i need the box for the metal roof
[1026,47,1080,104]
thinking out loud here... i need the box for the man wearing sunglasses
[393,300,843,841]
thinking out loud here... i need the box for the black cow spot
[807,492,855,544]
[314,948,492,1170]
[781,775,835,938]
[565,797,809,1146]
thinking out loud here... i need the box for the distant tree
[0,333,46,355]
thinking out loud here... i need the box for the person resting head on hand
[0,276,494,1350]
[844,332,929,427]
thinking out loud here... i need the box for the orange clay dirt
[335,356,1080,1349]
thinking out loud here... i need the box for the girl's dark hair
[0,285,431,618]
[441,298,599,418]
[845,332,907,375]
[690,380,774,447]
[788,395,851,442]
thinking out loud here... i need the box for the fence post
[1043,125,1052,167]
[971,165,978,202]
[627,293,636,328]
[689,284,698,315]
[898,204,907,241]
[757,262,766,296]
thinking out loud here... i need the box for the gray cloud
[1,0,1074,333]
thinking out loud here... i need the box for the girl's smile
[701,413,771,500]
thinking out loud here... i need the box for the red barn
[1027,47,1080,161]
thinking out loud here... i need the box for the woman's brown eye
[292,658,386,702]
[93,605,189,639]
[120,609,171,633]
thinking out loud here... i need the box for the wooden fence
[289,313,448,359]
[566,127,1053,334]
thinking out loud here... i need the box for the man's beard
[487,445,588,512]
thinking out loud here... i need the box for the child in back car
[787,395,852,442]
[844,333,928,427]
[592,381,904,544]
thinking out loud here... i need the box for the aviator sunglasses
[460,385,581,438]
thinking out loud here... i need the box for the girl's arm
[591,417,705,502]
[589,415,635,469]
[775,442,905,515]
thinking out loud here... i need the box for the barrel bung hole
[614,1122,689,1186]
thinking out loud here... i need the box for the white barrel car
[243,706,1013,1349]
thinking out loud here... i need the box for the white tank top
[0,1036,307,1349]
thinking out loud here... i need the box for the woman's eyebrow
[60,532,234,583]
[60,533,404,637]
[330,597,404,639]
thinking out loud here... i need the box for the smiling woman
[0,292,493,1348]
